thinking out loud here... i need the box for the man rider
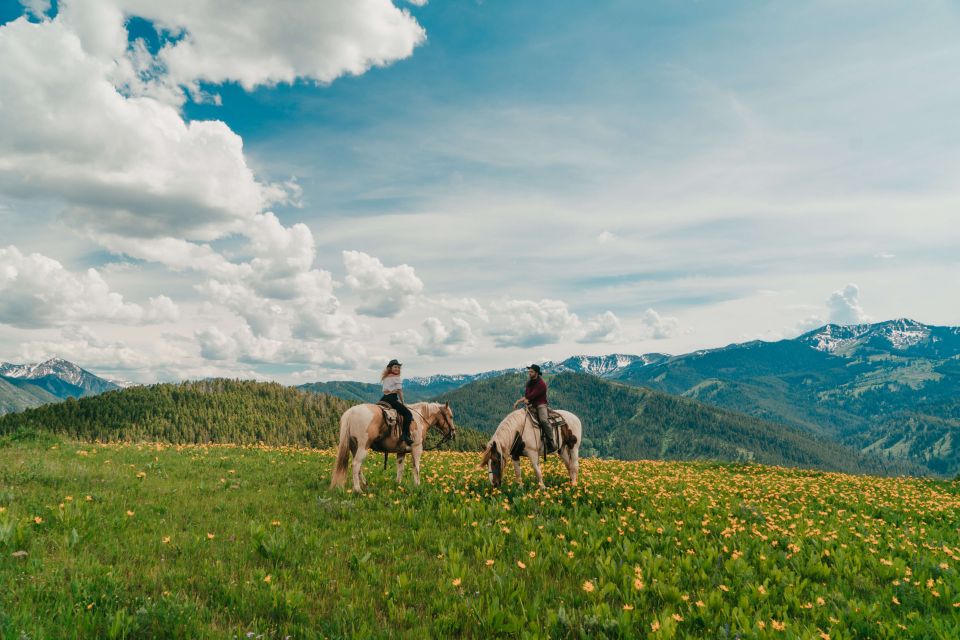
[513,364,556,452]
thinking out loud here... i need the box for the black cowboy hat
[387,359,402,367]
[527,364,542,375]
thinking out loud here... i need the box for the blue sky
[0,0,958,382]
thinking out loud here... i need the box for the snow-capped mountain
[1,357,89,385]
[544,353,668,376]
[0,357,119,402]
[798,319,959,358]
[407,367,515,388]
[105,377,138,389]
[405,354,663,391]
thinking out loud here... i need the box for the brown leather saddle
[520,407,577,457]
[375,401,402,440]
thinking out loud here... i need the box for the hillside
[0,379,486,451]
[3,439,957,637]
[433,372,907,476]
[299,371,511,403]
[610,319,960,476]
[297,380,384,403]
[296,355,658,403]
[0,376,60,414]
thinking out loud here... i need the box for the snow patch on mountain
[544,354,659,376]
[106,377,138,389]
[0,358,119,395]
[407,368,515,387]
[800,319,932,353]
[405,354,663,389]
[0,357,86,385]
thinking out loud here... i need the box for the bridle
[410,404,456,451]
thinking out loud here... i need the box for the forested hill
[434,372,917,476]
[0,379,486,451]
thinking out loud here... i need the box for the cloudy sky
[1,0,958,384]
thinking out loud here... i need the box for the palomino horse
[330,402,456,493]
[480,409,581,489]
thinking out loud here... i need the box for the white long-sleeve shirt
[382,375,403,394]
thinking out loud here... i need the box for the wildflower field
[1,433,959,639]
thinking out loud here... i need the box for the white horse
[330,401,456,493]
[480,409,581,489]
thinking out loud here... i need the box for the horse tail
[330,411,353,489]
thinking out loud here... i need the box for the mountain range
[607,318,960,475]
[431,371,911,476]
[3,318,958,476]
[300,318,960,476]
[0,357,120,414]
[297,353,665,402]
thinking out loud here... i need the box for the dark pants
[380,394,413,434]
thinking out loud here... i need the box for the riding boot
[542,425,556,453]
[400,417,413,445]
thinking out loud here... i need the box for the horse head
[433,402,456,439]
[479,441,503,488]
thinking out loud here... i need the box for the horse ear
[444,402,449,409]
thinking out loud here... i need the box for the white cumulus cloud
[638,308,680,340]
[18,326,171,370]
[391,317,475,356]
[0,245,179,328]
[577,311,623,344]
[0,1,426,254]
[486,298,581,348]
[343,250,424,317]
[826,283,870,325]
[123,0,426,95]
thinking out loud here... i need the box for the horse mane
[487,409,526,455]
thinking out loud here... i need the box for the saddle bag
[375,401,401,440]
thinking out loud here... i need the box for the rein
[379,403,456,469]
[411,406,456,451]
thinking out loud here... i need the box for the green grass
[1,432,959,638]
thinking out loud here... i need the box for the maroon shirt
[524,377,548,406]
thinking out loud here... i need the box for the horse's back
[342,403,378,431]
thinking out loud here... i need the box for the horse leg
[559,447,579,485]
[411,445,423,486]
[512,458,523,482]
[396,453,406,484]
[527,451,545,489]
[352,444,369,493]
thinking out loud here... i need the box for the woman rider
[381,359,414,445]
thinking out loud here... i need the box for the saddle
[520,407,577,456]
[375,401,402,440]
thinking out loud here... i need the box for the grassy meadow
[1,431,959,639]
